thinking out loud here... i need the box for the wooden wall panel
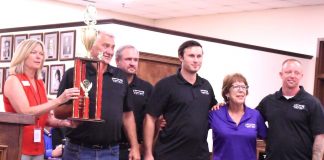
[138,52,180,86]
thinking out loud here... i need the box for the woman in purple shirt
[209,73,267,160]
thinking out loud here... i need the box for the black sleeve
[57,68,74,104]
[256,96,268,121]
[309,97,324,135]
[145,79,170,118]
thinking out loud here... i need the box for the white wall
[0,0,153,29]
[154,5,324,57]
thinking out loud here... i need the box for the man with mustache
[115,45,153,160]
[55,31,140,160]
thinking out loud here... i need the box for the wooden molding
[0,145,8,160]
[140,52,180,65]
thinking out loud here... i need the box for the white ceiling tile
[54,0,324,19]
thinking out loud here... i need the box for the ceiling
[55,0,324,19]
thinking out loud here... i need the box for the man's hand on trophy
[63,119,81,128]
[57,88,80,105]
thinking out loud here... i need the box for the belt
[68,139,118,149]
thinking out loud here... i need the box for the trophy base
[68,117,105,123]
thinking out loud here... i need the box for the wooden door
[137,52,180,86]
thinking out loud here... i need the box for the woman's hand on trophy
[57,88,80,105]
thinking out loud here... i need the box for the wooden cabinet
[313,40,324,160]
[0,112,35,160]
[314,40,324,106]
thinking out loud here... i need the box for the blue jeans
[63,141,119,160]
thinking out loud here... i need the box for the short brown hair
[222,73,249,102]
[178,40,202,57]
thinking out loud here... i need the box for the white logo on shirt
[245,123,256,129]
[133,89,144,96]
[292,104,305,110]
[200,89,209,95]
[112,77,123,84]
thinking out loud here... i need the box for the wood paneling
[138,52,180,86]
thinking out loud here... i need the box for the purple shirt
[209,104,267,160]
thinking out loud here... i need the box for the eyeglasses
[231,85,249,91]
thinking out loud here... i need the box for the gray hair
[115,45,138,61]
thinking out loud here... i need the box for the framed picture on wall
[0,35,13,62]
[29,33,44,41]
[4,67,10,81]
[14,34,28,51]
[42,65,49,94]
[0,67,4,94]
[44,32,59,61]
[49,64,65,94]
[59,30,76,61]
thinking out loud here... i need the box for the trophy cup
[70,5,104,122]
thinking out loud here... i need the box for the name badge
[21,81,30,86]
[34,128,41,143]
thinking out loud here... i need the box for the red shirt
[4,74,48,155]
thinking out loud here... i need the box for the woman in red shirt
[3,39,79,160]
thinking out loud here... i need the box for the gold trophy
[70,5,104,122]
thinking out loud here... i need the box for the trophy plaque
[69,5,104,122]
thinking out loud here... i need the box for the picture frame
[29,33,44,42]
[14,34,28,51]
[49,64,65,95]
[4,67,10,81]
[0,67,4,94]
[44,32,59,61]
[42,65,49,94]
[59,30,76,61]
[0,35,13,62]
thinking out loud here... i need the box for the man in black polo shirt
[54,31,140,160]
[143,40,217,160]
[257,59,324,160]
[115,45,153,160]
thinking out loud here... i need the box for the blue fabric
[63,141,119,160]
[44,130,53,159]
[209,104,267,160]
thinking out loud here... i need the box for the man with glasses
[143,40,217,160]
[257,58,324,160]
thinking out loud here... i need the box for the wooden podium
[0,112,35,160]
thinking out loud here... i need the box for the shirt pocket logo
[133,89,144,96]
[112,77,123,84]
[200,89,209,95]
[245,123,256,129]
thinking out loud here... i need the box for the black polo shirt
[146,70,217,160]
[120,75,153,143]
[57,63,132,145]
[256,86,324,160]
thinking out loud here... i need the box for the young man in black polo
[55,31,140,160]
[115,45,153,160]
[257,59,324,160]
[143,40,217,160]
